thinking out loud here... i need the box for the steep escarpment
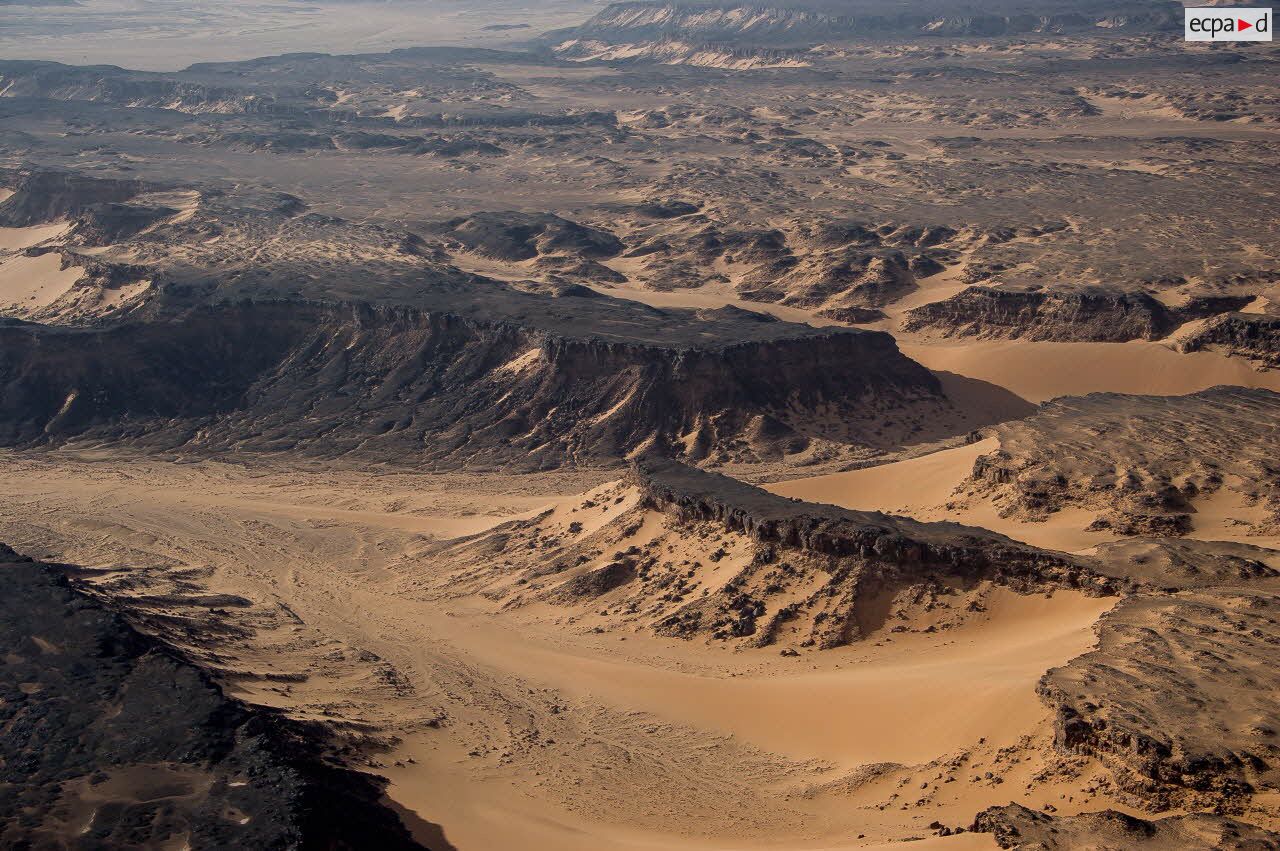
[902,285,1253,343]
[1179,312,1280,368]
[425,459,1110,649]
[0,544,425,851]
[0,299,952,468]
[0,168,149,227]
[0,305,320,446]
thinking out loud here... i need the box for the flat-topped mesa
[0,297,949,468]
[0,170,960,467]
[1178,311,1280,368]
[902,285,1254,343]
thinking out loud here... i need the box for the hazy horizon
[0,0,605,71]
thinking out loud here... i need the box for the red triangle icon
[1239,18,1253,30]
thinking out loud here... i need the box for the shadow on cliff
[384,797,461,851]
[933,369,1036,430]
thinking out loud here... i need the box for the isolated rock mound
[429,211,624,262]
[0,544,425,850]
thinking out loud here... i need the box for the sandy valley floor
[0,451,1145,850]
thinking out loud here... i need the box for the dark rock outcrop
[429,211,624,262]
[631,457,1100,586]
[903,285,1253,343]
[973,802,1280,849]
[1179,312,1280,368]
[961,387,1280,537]
[1039,584,1280,812]
[441,458,1113,649]
[0,168,148,227]
[69,201,178,245]
[0,544,425,851]
[816,306,886,323]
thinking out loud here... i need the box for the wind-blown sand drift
[0,453,1133,850]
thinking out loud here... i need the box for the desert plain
[2,0,1280,848]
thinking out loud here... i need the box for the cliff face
[902,286,1254,343]
[0,169,148,228]
[0,305,318,446]
[1179,312,1280,368]
[0,545,425,850]
[0,301,948,467]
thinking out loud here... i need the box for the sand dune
[899,338,1280,403]
[377,585,1110,851]
[767,438,996,516]
[765,438,1114,552]
[591,283,1280,408]
[0,252,82,314]
[435,588,1111,768]
[0,220,69,250]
